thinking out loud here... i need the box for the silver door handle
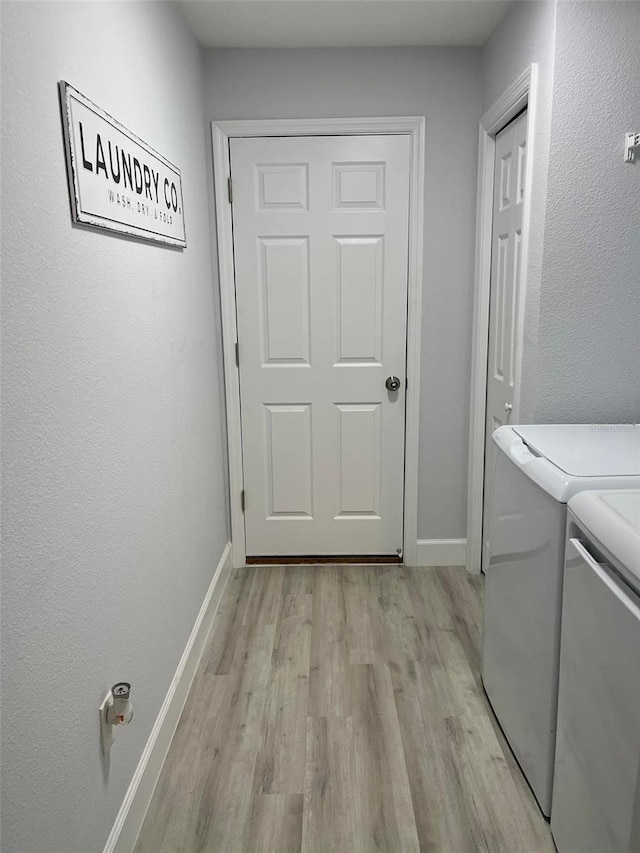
[386,376,401,392]
[504,403,513,413]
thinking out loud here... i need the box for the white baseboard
[103,541,233,853]
[416,538,467,567]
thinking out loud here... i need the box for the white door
[485,110,527,443]
[482,110,527,571]
[230,134,410,557]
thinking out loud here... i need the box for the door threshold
[246,554,402,565]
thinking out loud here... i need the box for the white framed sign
[59,81,186,247]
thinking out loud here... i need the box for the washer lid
[569,489,640,586]
[512,425,640,477]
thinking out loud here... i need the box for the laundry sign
[59,81,186,247]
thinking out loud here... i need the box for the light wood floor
[136,565,555,853]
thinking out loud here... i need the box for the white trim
[213,116,425,139]
[211,117,425,568]
[466,65,538,575]
[211,125,246,570]
[416,538,467,567]
[481,67,534,137]
[103,542,233,853]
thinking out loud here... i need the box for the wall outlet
[99,683,134,755]
[624,132,640,162]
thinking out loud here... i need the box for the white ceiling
[179,0,514,49]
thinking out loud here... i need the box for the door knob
[386,376,401,392]
[504,403,513,413]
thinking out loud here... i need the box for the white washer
[482,424,640,816]
[551,490,640,853]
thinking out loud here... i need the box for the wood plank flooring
[135,566,555,853]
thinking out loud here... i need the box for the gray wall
[482,0,557,420]
[535,0,640,422]
[203,47,483,539]
[1,3,228,851]
[483,0,640,424]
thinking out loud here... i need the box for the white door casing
[466,66,537,575]
[231,134,411,556]
[482,110,528,573]
[212,117,425,569]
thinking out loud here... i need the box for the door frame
[466,65,538,574]
[211,117,425,568]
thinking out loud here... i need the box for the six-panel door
[230,135,410,556]
[485,110,527,442]
[482,111,528,573]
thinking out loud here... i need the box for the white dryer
[552,490,640,853]
[482,424,640,816]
